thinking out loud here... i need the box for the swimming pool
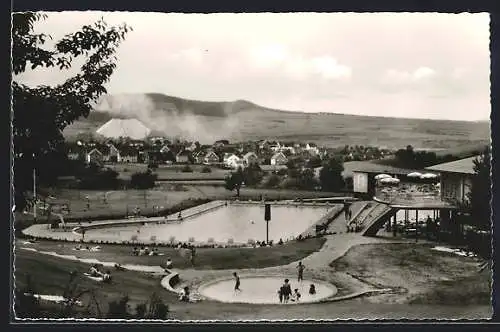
[81,203,333,245]
[198,276,337,304]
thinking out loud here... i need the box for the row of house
[67,136,323,169]
[258,140,321,156]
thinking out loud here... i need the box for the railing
[375,186,441,206]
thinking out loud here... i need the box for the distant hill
[65,93,490,150]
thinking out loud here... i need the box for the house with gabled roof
[86,148,104,167]
[203,151,220,165]
[192,150,205,164]
[270,152,288,166]
[176,150,192,163]
[119,146,139,163]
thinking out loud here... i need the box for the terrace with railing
[374,183,456,209]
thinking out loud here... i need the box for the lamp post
[32,153,37,223]
[264,203,271,244]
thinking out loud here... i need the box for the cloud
[249,44,352,81]
[382,66,436,85]
[413,66,436,80]
[13,12,490,121]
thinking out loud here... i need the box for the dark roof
[346,161,423,176]
[118,146,139,156]
[425,156,477,175]
[177,150,191,157]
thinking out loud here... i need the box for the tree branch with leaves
[12,13,132,211]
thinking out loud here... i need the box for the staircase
[362,205,398,237]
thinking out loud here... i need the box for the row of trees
[224,157,346,195]
[391,145,458,169]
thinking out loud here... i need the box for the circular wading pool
[198,276,338,304]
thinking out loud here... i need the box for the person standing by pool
[281,279,292,303]
[233,272,241,292]
[190,246,196,266]
[297,261,305,282]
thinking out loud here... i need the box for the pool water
[198,276,337,304]
[82,204,332,244]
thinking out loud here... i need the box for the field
[63,93,490,150]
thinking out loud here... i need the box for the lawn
[18,185,347,224]
[14,246,491,320]
[14,249,177,318]
[16,237,326,270]
[330,242,491,306]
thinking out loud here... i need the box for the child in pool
[309,284,316,295]
[233,272,241,292]
[290,288,301,302]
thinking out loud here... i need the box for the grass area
[17,185,346,224]
[14,246,491,320]
[330,243,491,306]
[15,249,177,318]
[17,237,326,270]
[106,163,230,181]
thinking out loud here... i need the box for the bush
[263,174,281,188]
[148,163,158,170]
[77,167,120,190]
[181,165,193,173]
[130,169,157,189]
[201,166,212,173]
[107,295,131,319]
[135,293,169,319]
[276,168,288,176]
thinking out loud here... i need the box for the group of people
[230,261,317,304]
[132,246,162,256]
[88,264,112,283]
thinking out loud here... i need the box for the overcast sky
[14,12,491,121]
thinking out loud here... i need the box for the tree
[12,13,131,212]
[224,167,244,197]
[242,163,263,186]
[467,148,491,230]
[130,169,157,189]
[306,155,322,168]
[319,157,345,192]
[298,168,317,190]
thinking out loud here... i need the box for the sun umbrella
[407,172,422,178]
[380,177,400,184]
[375,174,392,180]
[421,173,438,179]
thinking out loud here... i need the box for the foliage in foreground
[15,272,169,320]
[13,12,131,211]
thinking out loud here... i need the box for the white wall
[353,172,368,193]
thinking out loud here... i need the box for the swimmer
[251,220,255,224]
